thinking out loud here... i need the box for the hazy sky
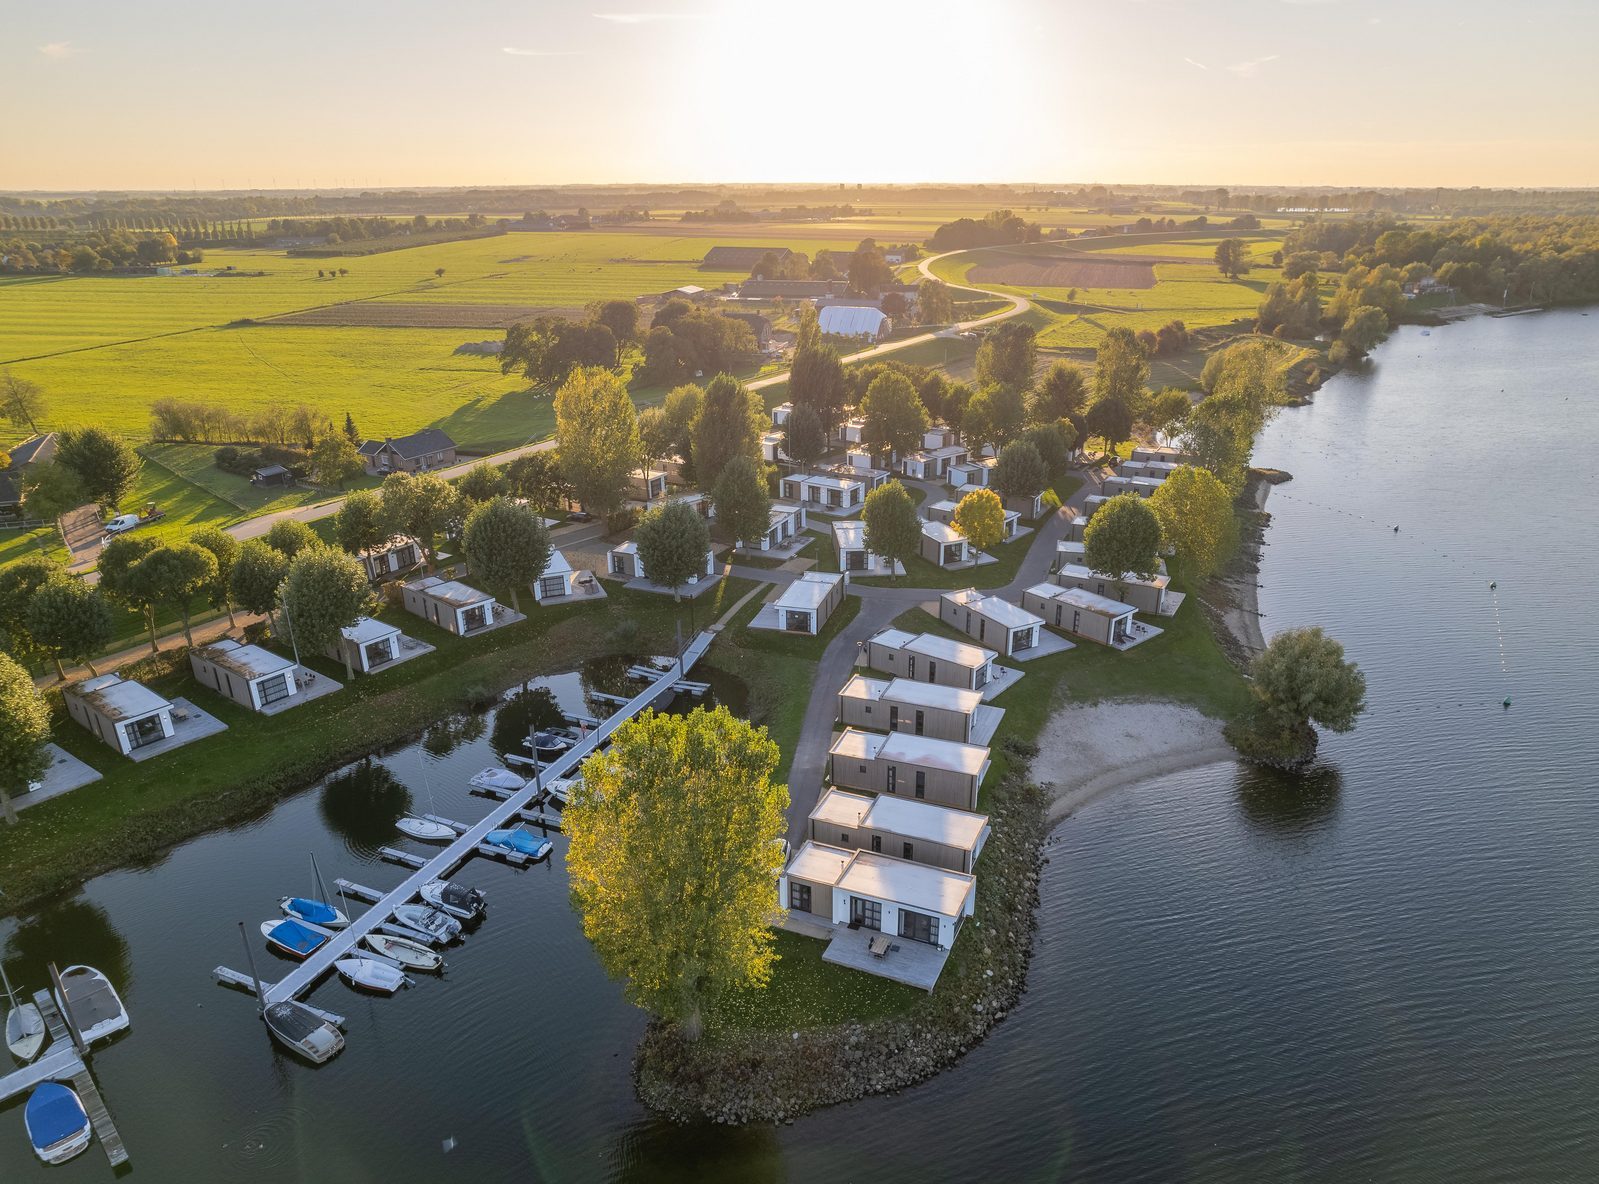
[5,0,1596,191]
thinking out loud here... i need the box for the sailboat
[238,923,344,1064]
[3,962,45,1062]
[24,1082,92,1164]
[396,816,455,842]
[334,956,410,995]
[363,932,445,973]
[260,918,334,961]
[484,826,553,860]
[279,854,350,928]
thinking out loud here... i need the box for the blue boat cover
[487,828,551,857]
[268,919,328,956]
[286,897,340,925]
[26,1083,88,1149]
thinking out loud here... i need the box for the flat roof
[921,520,964,543]
[832,519,865,547]
[904,631,995,668]
[809,786,876,830]
[839,673,891,702]
[810,786,988,851]
[828,726,990,777]
[342,615,400,644]
[408,575,495,607]
[837,849,975,918]
[883,677,982,714]
[928,499,958,514]
[775,571,842,611]
[867,626,918,651]
[72,673,169,720]
[941,589,1041,631]
[1028,582,1134,617]
[790,472,862,491]
[1057,562,1169,590]
[610,540,639,556]
[197,639,296,680]
[784,840,855,886]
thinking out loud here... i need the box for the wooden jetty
[0,991,129,1167]
[379,846,428,869]
[253,632,714,1010]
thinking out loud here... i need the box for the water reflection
[491,687,569,762]
[1235,760,1344,836]
[422,711,488,759]
[318,758,413,857]
[3,897,133,997]
[610,1118,783,1184]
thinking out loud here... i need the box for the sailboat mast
[237,921,268,1011]
[0,960,17,1010]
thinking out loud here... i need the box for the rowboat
[335,957,410,995]
[363,932,445,972]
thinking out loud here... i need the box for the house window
[914,770,926,798]
[256,673,292,706]
[928,661,937,683]
[789,883,812,913]
[902,842,914,860]
[850,898,882,931]
[539,575,566,600]
[125,715,165,751]
[871,835,881,853]
[907,656,916,679]
[364,638,394,668]
[898,908,937,945]
[914,710,925,736]
[839,832,850,844]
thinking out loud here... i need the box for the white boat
[396,816,456,842]
[335,957,410,995]
[363,932,445,972]
[260,918,335,960]
[3,962,45,1062]
[279,896,349,929]
[391,903,461,945]
[420,879,486,922]
[546,777,577,806]
[263,1001,344,1065]
[469,767,526,793]
[52,965,129,1046]
[24,1083,92,1164]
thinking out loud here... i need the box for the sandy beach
[1033,700,1237,824]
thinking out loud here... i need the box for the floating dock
[0,991,129,1167]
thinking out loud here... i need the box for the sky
[3,0,1597,191]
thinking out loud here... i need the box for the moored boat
[484,826,553,860]
[52,965,129,1046]
[24,1083,92,1164]
[3,962,45,1062]
[468,767,526,794]
[363,932,445,972]
[396,816,456,842]
[391,903,461,945]
[420,879,486,922]
[335,957,410,995]
[279,896,349,929]
[260,918,334,961]
[262,1001,345,1065]
[531,730,571,761]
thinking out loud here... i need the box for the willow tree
[565,706,790,1039]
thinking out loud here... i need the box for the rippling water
[3,312,1596,1182]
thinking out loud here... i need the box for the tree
[98,535,161,653]
[711,455,771,549]
[1145,387,1192,444]
[27,578,114,678]
[190,525,240,626]
[1214,238,1248,278]
[633,499,711,600]
[0,651,52,825]
[847,240,894,295]
[379,471,460,569]
[991,440,1047,504]
[504,451,565,513]
[461,496,551,613]
[20,462,87,538]
[859,372,929,459]
[231,539,290,628]
[1087,327,1148,455]
[55,428,139,511]
[264,517,320,560]
[782,403,827,469]
[1028,361,1088,428]
[343,411,360,443]
[861,480,920,579]
[279,547,370,679]
[503,316,619,388]
[962,383,1027,453]
[310,432,364,490]
[134,542,217,647]
[333,488,390,557]
[565,705,789,1038]
[691,373,762,493]
[456,462,507,506]
[917,278,955,324]
[435,267,445,279]
[0,370,45,434]
[588,298,640,365]
[1340,305,1389,358]
[554,367,641,520]
[788,341,848,433]
[952,487,1006,552]
[1147,465,1236,581]
[1083,494,1162,584]
[1182,395,1254,493]
[0,556,62,665]
[975,321,1037,391]
[1231,627,1367,762]
[1024,422,1076,478]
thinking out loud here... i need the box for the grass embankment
[0,579,752,917]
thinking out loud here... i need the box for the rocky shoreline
[634,760,1049,1125]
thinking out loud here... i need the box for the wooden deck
[819,923,952,992]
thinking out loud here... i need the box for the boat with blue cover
[279,896,349,929]
[24,1082,92,1164]
[259,918,333,960]
[484,827,553,860]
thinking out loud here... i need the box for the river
[5,309,1598,1181]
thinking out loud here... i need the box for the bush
[1039,488,1062,515]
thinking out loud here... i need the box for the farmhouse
[939,588,1043,657]
[190,639,314,715]
[358,428,457,476]
[0,433,57,518]
[818,305,891,341]
[837,675,992,744]
[862,627,997,692]
[606,539,717,585]
[1054,561,1173,616]
[780,841,976,959]
[357,535,421,583]
[401,574,503,635]
[919,520,970,568]
[1022,582,1137,647]
[768,572,845,635]
[809,787,991,874]
[832,519,896,575]
[827,728,991,812]
[722,311,772,348]
[703,245,792,271]
[779,471,866,512]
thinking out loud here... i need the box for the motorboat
[468,767,526,794]
[260,918,334,961]
[420,879,486,922]
[531,730,571,761]
[279,896,349,929]
[3,962,45,1062]
[391,904,461,945]
[363,932,445,973]
[262,1001,344,1065]
[396,816,456,843]
[545,777,578,806]
[484,827,553,861]
[52,965,130,1046]
[334,957,410,995]
[24,1083,92,1164]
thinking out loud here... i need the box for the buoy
[1393,525,1400,533]
[1502,698,1512,709]
[1489,581,1496,590]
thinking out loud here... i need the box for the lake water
[5,310,1598,1181]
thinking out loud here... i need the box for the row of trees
[0,229,203,274]
[150,397,334,448]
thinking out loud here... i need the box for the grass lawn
[0,579,747,916]
[142,442,377,513]
[704,929,922,1035]
[852,527,1035,591]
